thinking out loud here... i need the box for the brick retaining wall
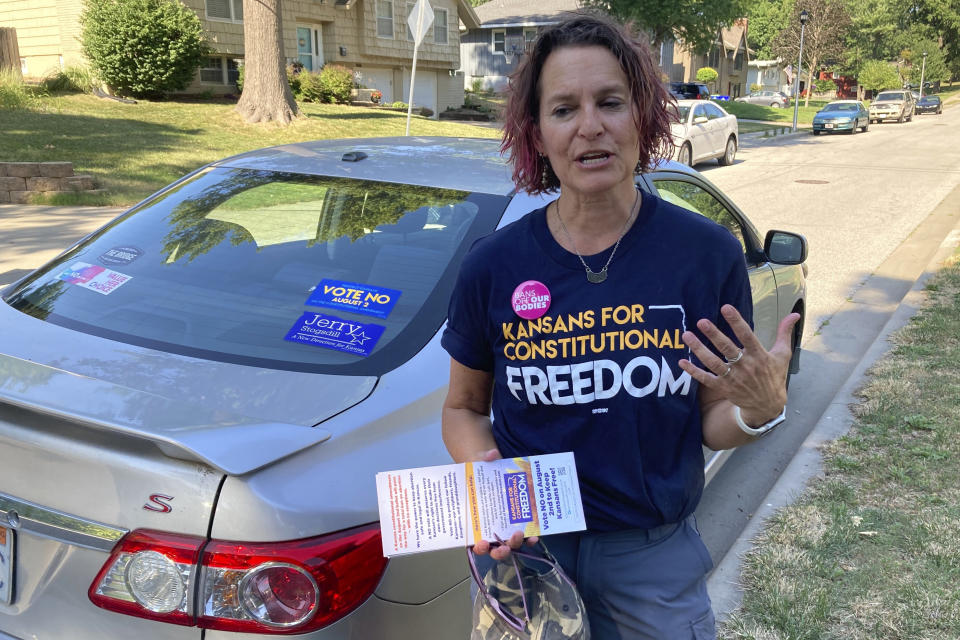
[0,162,102,203]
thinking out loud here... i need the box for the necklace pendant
[586,267,607,284]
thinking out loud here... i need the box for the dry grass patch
[719,253,960,640]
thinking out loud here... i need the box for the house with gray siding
[458,0,580,92]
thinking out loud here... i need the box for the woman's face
[535,45,640,197]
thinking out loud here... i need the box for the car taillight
[89,524,388,634]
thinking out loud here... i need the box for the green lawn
[722,99,830,125]
[1,94,500,206]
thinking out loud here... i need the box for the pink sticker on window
[512,280,551,320]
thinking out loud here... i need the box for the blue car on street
[812,100,870,135]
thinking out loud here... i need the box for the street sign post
[405,0,434,136]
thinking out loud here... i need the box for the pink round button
[511,280,551,320]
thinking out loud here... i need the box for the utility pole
[919,51,927,99]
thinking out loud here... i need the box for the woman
[441,12,798,639]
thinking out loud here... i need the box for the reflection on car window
[693,104,707,119]
[4,168,510,374]
[703,103,726,119]
[652,179,745,251]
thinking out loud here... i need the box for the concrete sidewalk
[706,183,960,621]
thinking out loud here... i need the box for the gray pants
[475,515,715,639]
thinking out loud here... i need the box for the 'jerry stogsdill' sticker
[98,246,143,267]
[284,312,386,357]
[511,280,551,320]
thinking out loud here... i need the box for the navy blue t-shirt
[442,192,752,531]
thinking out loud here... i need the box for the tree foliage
[906,0,960,72]
[80,0,210,98]
[746,0,795,59]
[903,40,951,84]
[583,0,750,50]
[857,58,900,91]
[771,0,851,105]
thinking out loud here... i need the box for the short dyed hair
[501,12,674,194]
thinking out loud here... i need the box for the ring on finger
[726,349,744,365]
[719,363,732,378]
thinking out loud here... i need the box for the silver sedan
[670,99,740,167]
[0,137,805,639]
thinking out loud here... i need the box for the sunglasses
[467,535,574,634]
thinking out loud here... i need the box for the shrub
[814,77,836,94]
[470,77,484,93]
[696,67,718,85]
[318,64,353,104]
[80,0,210,98]
[419,106,433,117]
[298,70,325,103]
[40,65,97,94]
[750,83,762,92]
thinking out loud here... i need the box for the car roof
[213,136,519,196]
[205,136,698,195]
[826,100,860,104]
[676,99,713,106]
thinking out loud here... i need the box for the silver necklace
[554,188,640,284]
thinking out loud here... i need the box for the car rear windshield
[874,92,905,101]
[3,167,510,374]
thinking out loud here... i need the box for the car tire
[770,102,780,108]
[678,142,692,166]
[850,120,857,134]
[812,130,821,136]
[898,113,904,123]
[786,310,804,391]
[862,121,869,132]
[718,136,736,166]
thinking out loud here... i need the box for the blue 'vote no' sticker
[305,279,402,319]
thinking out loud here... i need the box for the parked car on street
[0,137,807,640]
[668,81,711,100]
[914,94,943,115]
[812,100,870,135]
[669,99,740,166]
[735,90,789,108]
[869,90,914,123]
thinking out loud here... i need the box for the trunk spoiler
[0,353,331,475]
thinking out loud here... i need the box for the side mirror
[764,230,808,265]
[693,116,709,124]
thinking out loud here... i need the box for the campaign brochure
[376,452,585,557]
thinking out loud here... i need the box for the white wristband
[735,405,787,437]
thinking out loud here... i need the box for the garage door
[401,68,438,114]
[361,68,394,103]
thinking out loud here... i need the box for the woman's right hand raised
[469,448,539,561]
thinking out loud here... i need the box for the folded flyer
[376,452,586,557]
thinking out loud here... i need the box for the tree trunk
[0,27,23,79]
[236,0,299,124]
[804,56,818,108]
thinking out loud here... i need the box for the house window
[707,48,720,69]
[734,53,743,70]
[206,0,242,22]
[200,57,241,84]
[405,2,415,40]
[20,58,28,75]
[434,8,448,44]
[492,29,505,54]
[377,0,394,38]
[523,28,537,50]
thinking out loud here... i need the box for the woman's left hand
[679,304,800,426]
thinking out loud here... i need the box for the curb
[739,129,810,145]
[706,200,960,622]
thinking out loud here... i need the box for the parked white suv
[869,90,914,123]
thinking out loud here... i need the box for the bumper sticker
[57,262,132,295]
[99,246,144,267]
[284,312,386,357]
[306,279,402,319]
